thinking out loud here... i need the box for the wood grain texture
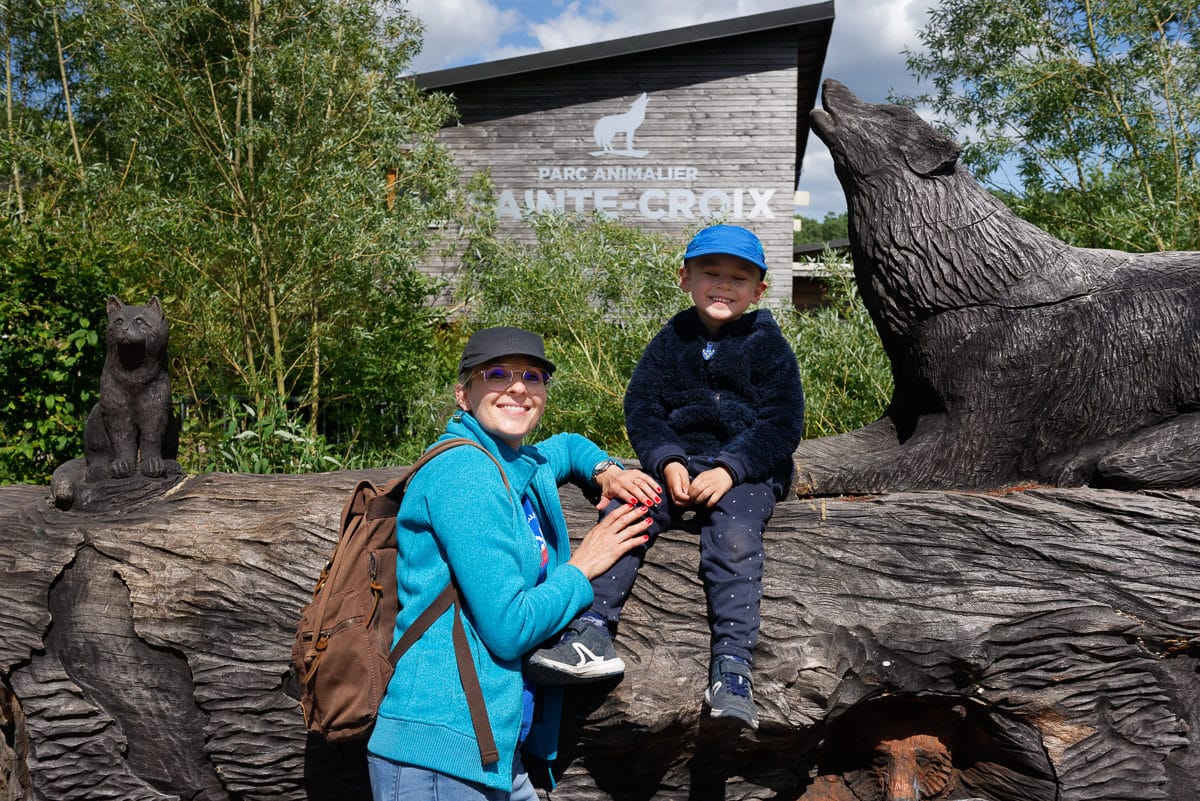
[797,79,1200,495]
[420,24,816,308]
[0,475,1196,800]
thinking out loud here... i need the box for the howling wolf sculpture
[793,79,1200,495]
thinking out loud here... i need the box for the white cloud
[796,0,938,216]
[819,0,934,104]
[403,0,523,72]
[525,0,805,51]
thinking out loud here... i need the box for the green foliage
[83,0,461,418]
[794,212,849,246]
[182,398,346,475]
[375,323,472,464]
[1,0,466,479]
[903,0,1200,251]
[0,219,118,483]
[781,255,892,438]
[450,212,689,457]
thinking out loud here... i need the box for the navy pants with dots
[590,459,776,665]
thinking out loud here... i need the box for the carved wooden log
[1,474,1197,800]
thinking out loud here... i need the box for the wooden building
[415,2,835,307]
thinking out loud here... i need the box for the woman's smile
[455,357,548,448]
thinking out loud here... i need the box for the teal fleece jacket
[367,411,607,791]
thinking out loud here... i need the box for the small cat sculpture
[51,295,181,509]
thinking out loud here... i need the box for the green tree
[780,255,892,438]
[0,221,118,482]
[903,0,1200,251]
[453,211,688,457]
[87,0,459,428]
[793,211,848,246]
[1,0,464,480]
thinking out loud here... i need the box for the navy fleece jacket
[623,307,805,498]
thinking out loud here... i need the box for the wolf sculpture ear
[902,123,963,177]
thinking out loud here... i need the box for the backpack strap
[307,478,379,660]
[365,437,510,522]
[385,582,499,766]
[382,437,509,767]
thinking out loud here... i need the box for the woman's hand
[595,465,661,508]
[567,502,653,580]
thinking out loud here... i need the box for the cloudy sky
[400,0,938,219]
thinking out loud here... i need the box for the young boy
[527,224,805,730]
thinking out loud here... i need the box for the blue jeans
[368,753,538,801]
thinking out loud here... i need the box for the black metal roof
[412,2,835,183]
[415,3,834,89]
[794,237,851,257]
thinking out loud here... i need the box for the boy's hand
[595,466,661,508]
[663,461,692,506]
[688,467,733,507]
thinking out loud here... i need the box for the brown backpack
[291,437,505,765]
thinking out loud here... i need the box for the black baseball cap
[458,326,556,375]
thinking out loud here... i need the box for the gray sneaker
[704,657,758,730]
[525,619,626,685]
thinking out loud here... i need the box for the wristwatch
[591,458,622,481]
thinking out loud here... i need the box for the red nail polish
[628,498,637,506]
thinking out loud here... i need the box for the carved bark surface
[1,474,1197,800]
[797,79,1200,495]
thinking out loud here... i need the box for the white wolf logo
[591,93,649,158]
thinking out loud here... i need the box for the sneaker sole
[707,707,759,730]
[704,689,759,730]
[525,655,626,685]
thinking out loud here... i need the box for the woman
[368,326,661,801]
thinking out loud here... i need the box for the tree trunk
[0,473,1196,800]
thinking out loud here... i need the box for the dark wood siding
[422,20,830,307]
